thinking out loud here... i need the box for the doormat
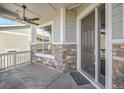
[70,71,90,86]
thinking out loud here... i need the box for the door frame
[77,3,112,89]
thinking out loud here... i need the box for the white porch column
[60,7,66,43]
[105,3,112,89]
[31,25,37,44]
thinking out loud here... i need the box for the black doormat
[70,71,90,86]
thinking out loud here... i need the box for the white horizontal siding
[65,9,77,42]
[52,15,61,42]
[112,3,123,39]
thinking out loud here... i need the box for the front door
[81,4,106,86]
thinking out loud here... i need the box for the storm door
[81,11,95,78]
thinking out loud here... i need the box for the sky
[0,18,25,26]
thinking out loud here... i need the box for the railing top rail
[16,51,31,53]
[0,51,31,55]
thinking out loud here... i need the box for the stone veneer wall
[52,44,77,72]
[63,44,77,72]
[113,44,124,88]
[31,44,77,72]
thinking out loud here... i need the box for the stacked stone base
[35,55,56,69]
[113,44,124,88]
[52,44,77,72]
[31,44,77,72]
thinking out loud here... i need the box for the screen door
[81,11,95,78]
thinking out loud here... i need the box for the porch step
[70,71,90,86]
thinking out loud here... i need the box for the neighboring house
[0,3,124,89]
[0,28,31,53]
[0,18,31,53]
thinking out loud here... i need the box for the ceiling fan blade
[14,5,39,25]
[16,17,39,25]
[16,17,23,20]
[27,18,40,21]
[26,20,39,25]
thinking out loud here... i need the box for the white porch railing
[0,51,31,70]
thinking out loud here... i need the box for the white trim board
[122,4,124,38]
[105,3,112,89]
[0,31,31,36]
[60,7,66,42]
[112,39,124,44]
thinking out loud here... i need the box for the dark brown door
[81,11,95,78]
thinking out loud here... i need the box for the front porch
[1,3,124,89]
[0,63,95,89]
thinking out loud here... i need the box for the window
[36,25,52,54]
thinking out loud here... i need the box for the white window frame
[37,21,54,54]
[38,21,54,43]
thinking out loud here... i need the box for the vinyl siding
[52,15,60,42]
[112,3,123,39]
[65,9,77,42]
[0,29,31,52]
[2,32,30,51]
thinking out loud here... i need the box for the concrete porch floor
[0,63,96,89]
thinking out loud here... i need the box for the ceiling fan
[16,5,40,25]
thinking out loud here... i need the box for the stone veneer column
[52,44,64,72]
[52,44,77,72]
[113,44,124,88]
[63,44,77,72]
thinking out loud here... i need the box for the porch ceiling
[0,3,79,25]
